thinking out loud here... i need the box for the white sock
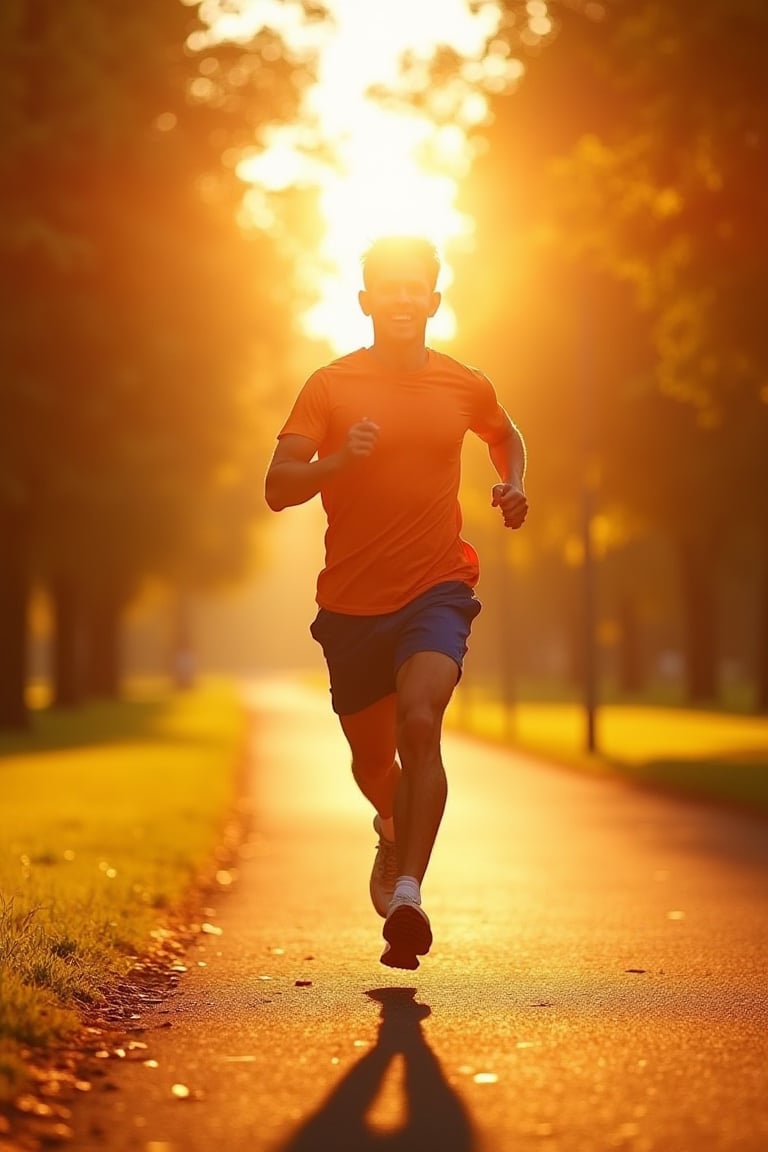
[378,814,395,841]
[393,876,421,904]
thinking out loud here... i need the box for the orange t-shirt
[277,347,510,615]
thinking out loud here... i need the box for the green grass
[447,691,768,813]
[0,680,246,1100]
[490,674,761,714]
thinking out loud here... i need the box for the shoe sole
[380,905,432,970]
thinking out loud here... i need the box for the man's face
[358,256,441,343]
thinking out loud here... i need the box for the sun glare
[202,1,533,352]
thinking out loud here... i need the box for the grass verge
[446,692,768,814]
[0,679,246,1101]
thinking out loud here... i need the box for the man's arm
[488,418,526,489]
[264,420,380,511]
[474,408,529,529]
[264,434,332,511]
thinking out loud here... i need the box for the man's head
[360,235,441,292]
[358,235,442,347]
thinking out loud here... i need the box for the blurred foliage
[4,0,768,722]
[0,0,324,722]
[0,0,316,588]
[450,0,768,710]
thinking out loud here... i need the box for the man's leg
[393,650,459,883]
[339,695,400,918]
[339,693,399,818]
[378,650,458,969]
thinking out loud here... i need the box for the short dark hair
[360,234,441,291]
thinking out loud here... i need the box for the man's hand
[491,482,528,529]
[342,417,380,463]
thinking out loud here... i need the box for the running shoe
[370,814,398,918]
[380,895,432,970]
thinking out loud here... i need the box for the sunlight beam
[205,1,538,351]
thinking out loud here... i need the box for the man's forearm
[265,454,343,511]
[489,424,527,487]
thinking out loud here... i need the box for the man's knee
[397,703,442,753]
[352,756,396,785]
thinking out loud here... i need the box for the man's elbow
[264,476,286,512]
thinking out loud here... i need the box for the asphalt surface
[71,677,768,1152]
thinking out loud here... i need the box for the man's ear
[428,291,442,317]
[358,289,371,316]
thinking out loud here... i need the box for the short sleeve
[277,370,329,445]
[469,369,510,443]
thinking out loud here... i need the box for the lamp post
[581,474,599,753]
[579,270,599,755]
[496,528,516,742]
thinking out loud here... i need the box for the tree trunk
[677,534,719,705]
[0,502,30,730]
[755,537,768,714]
[170,590,196,691]
[84,586,122,699]
[495,534,516,740]
[51,574,83,708]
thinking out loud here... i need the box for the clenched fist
[343,417,380,462]
[491,482,528,529]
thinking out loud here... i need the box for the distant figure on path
[264,235,528,969]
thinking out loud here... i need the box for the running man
[264,235,528,969]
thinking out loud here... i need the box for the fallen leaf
[37,1121,74,1143]
[16,1096,54,1117]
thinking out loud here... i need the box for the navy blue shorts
[310,580,482,716]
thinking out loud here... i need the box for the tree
[449,0,768,707]
[0,0,322,726]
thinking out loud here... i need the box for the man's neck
[368,340,429,373]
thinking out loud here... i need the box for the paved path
[72,677,768,1152]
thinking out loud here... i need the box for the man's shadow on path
[279,987,477,1152]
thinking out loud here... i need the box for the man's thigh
[340,693,397,766]
[395,650,459,718]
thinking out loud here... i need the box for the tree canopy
[449,0,768,706]
[0,0,321,724]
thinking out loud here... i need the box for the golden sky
[200,1,551,350]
